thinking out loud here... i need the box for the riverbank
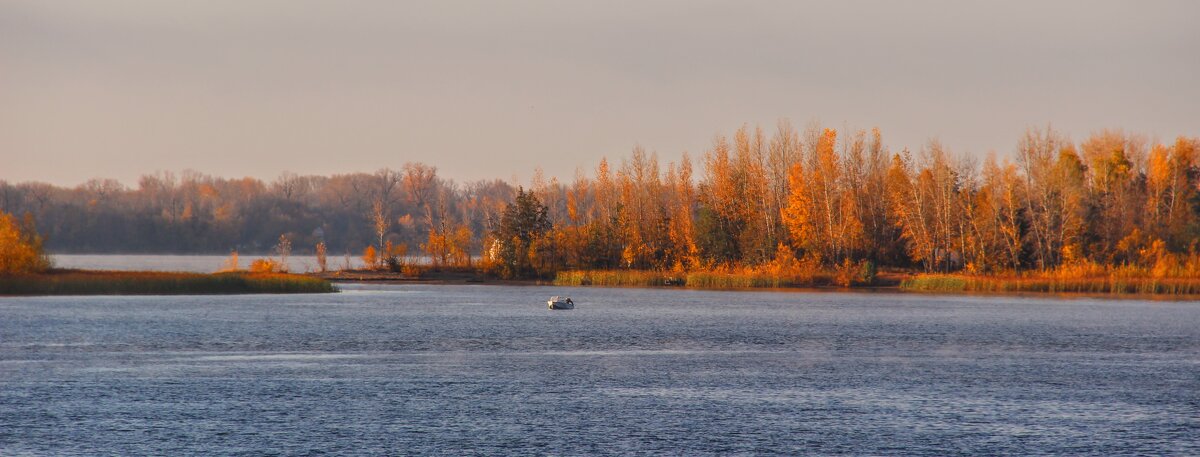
[0,269,335,296]
[309,267,1200,299]
[13,263,1193,299]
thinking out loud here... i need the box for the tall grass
[554,270,684,287]
[553,268,849,289]
[557,261,1200,296]
[902,273,1200,296]
[0,270,335,296]
[683,270,819,288]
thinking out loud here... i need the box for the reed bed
[553,269,837,289]
[0,270,335,295]
[682,271,820,289]
[901,273,1200,296]
[554,270,684,287]
[558,266,1200,296]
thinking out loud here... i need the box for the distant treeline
[0,164,512,255]
[3,121,1198,279]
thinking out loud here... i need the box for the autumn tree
[767,120,802,250]
[424,222,473,267]
[697,135,745,263]
[585,158,623,268]
[857,128,898,263]
[923,141,965,272]
[1080,129,1146,263]
[616,146,671,268]
[886,151,936,270]
[1016,127,1086,270]
[735,125,774,263]
[1146,137,1198,248]
[782,128,864,265]
[0,211,51,274]
[371,199,390,250]
[973,155,1025,271]
[665,153,698,269]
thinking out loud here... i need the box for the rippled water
[1,284,1197,455]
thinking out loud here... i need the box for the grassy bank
[0,269,335,296]
[901,274,1200,296]
[552,269,886,289]
[555,268,1200,297]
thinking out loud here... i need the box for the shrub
[400,264,423,278]
[248,258,282,273]
[362,245,379,270]
[382,241,408,272]
[859,260,877,285]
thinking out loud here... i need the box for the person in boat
[565,298,574,306]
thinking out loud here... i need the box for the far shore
[0,269,335,296]
[6,261,1199,300]
[309,268,1200,300]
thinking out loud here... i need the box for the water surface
[1,284,1197,455]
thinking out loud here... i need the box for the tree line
[0,164,513,256]
[2,121,1197,278]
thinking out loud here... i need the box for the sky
[2,0,1197,187]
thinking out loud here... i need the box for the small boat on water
[547,296,574,310]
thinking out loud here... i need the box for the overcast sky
[2,0,1197,187]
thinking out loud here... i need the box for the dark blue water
[1,284,1197,455]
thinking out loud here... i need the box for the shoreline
[0,269,335,296]
[5,266,1197,300]
[314,269,1200,301]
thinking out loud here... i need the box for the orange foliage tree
[0,211,51,274]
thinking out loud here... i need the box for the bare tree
[403,162,438,228]
[272,171,311,202]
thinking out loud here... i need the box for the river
[1,283,1197,454]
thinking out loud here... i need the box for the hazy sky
[2,0,1197,187]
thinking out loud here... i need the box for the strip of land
[5,266,1197,298]
[0,269,335,296]
[309,266,1200,298]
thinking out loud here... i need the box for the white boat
[548,296,574,310]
